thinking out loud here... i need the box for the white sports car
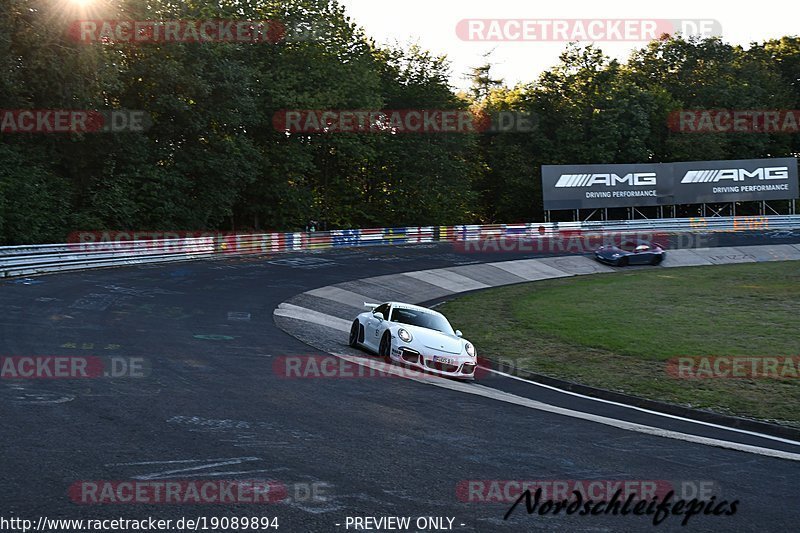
[348,301,478,380]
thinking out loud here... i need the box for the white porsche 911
[348,301,478,380]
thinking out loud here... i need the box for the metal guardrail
[2,216,799,278]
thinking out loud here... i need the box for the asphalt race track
[3,234,800,532]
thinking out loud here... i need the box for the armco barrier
[1,216,799,278]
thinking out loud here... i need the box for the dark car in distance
[594,240,665,266]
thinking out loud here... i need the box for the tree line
[1,0,798,244]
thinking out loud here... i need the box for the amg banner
[541,157,798,210]
[672,158,798,204]
[541,162,672,210]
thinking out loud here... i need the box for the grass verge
[439,262,800,427]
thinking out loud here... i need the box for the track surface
[2,234,800,532]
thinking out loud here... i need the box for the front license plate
[433,356,455,365]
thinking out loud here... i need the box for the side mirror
[455,330,463,337]
[372,312,384,321]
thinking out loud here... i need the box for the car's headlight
[397,328,412,343]
[465,342,476,357]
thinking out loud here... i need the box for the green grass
[439,262,800,427]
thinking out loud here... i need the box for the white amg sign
[554,173,657,187]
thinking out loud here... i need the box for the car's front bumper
[392,346,477,380]
[594,252,620,265]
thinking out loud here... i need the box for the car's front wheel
[617,257,628,267]
[349,320,360,348]
[379,331,392,363]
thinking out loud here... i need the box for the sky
[337,0,799,91]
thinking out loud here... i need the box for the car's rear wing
[364,302,381,310]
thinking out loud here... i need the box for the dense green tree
[0,0,798,244]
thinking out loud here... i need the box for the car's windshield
[390,307,455,335]
[620,241,647,252]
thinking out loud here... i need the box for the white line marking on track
[133,463,258,480]
[107,457,260,466]
[275,303,350,332]
[107,457,270,480]
[330,352,800,462]
[481,366,800,448]
[159,469,283,479]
